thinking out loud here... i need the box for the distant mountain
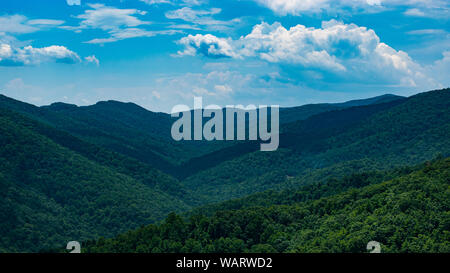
[180,89,449,203]
[83,157,450,253]
[0,93,404,176]
[0,96,183,174]
[279,94,404,124]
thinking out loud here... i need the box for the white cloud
[254,0,449,17]
[404,8,426,17]
[428,51,450,87]
[27,19,65,26]
[76,4,149,31]
[65,4,179,43]
[85,28,181,44]
[66,0,81,6]
[155,70,252,100]
[0,15,87,67]
[84,55,100,66]
[140,0,172,4]
[214,84,233,94]
[407,29,447,35]
[166,7,220,22]
[177,34,238,58]
[0,15,66,35]
[140,0,205,6]
[5,78,29,91]
[0,43,81,66]
[0,15,38,34]
[165,7,240,31]
[178,20,434,87]
[254,0,381,15]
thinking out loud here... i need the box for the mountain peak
[43,102,78,112]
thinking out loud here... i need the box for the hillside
[180,89,449,203]
[279,94,403,124]
[0,93,404,177]
[82,157,450,253]
[0,108,190,252]
[0,89,447,252]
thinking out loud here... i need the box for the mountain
[0,93,404,177]
[180,89,449,203]
[0,96,184,174]
[82,157,450,253]
[279,94,404,124]
[0,107,191,252]
[0,88,447,253]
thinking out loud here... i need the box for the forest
[0,88,448,253]
[82,157,450,253]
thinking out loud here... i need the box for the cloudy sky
[0,0,449,112]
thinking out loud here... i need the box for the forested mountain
[0,95,187,174]
[0,88,448,253]
[177,97,407,179]
[180,89,449,203]
[0,107,191,252]
[83,157,450,253]
[279,94,403,124]
[0,93,404,177]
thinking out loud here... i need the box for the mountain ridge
[0,88,448,252]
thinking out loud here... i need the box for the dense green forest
[0,88,448,252]
[0,108,190,252]
[0,93,404,178]
[180,89,449,203]
[83,157,450,253]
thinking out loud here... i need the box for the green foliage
[0,89,448,253]
[83,157,450,253]
[181,89,450,203]
[0,108,189,252]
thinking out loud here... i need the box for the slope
[82,157,450,253]
[180,89,449,203]
[0,93,404,177]
[0,108,190,252]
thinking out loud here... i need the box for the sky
[0,0,449,112]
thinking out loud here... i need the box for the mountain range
[0,88,448,252]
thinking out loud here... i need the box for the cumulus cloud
[0,14,88,67]
[177,34,238,58]
[177,20,434,87]
[0,43,81,66]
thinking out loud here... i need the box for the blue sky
[0,0,449,112]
